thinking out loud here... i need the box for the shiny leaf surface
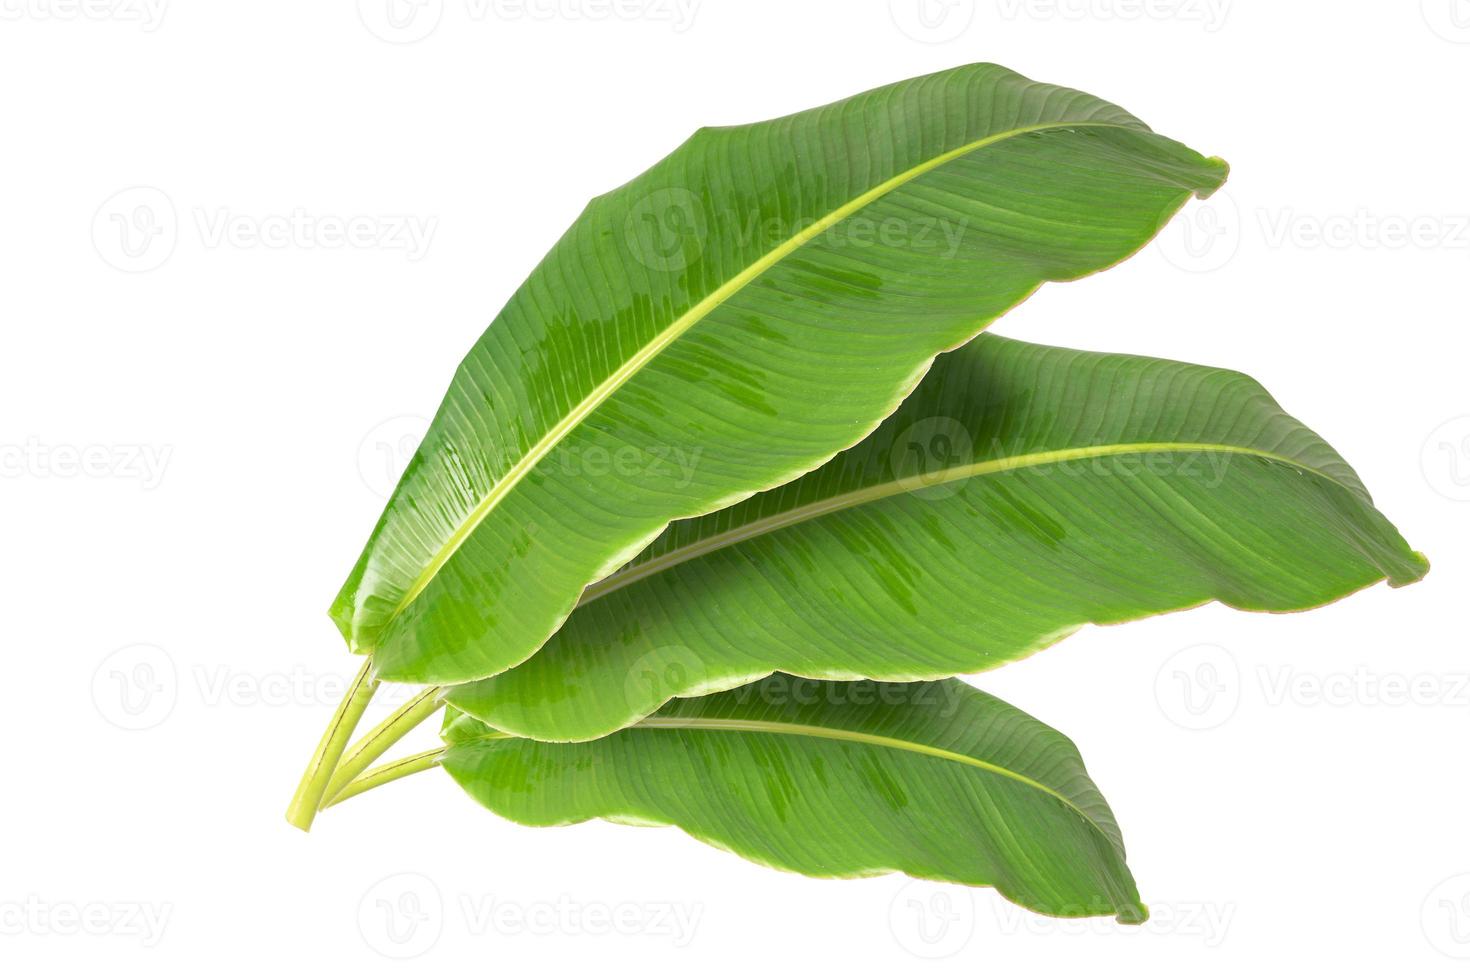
[450,335,1427,740]
[442,676,1145,922]
[333,63,1228,684]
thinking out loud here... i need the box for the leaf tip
[1196,155,1231,199]
[1391,550,1431,586]
[1115,901,1150,926]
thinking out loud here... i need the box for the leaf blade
[333,64,1228,684]
[450,334,1427,741]
[442,677,1146,923]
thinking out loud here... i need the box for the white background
[2,0,1467,975]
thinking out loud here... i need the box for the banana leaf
[333,63,1228,685]
[440,677,1146,923]
[448,334,1427,740]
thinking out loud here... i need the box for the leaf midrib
[459,712,1113,847]
[577,441,1347,606]
[383,119,1142,631]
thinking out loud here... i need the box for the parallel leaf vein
[578,441,1341,605]
[384,120,1141,629]
[460,714,1109,843]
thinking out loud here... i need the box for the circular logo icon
[622,645,712,717]
[888,416,973,501]
[357,0,443,43]
[624,187,707,273]
[358,872,443,959]
[1154,643,1240,731]
[888,879,976,958]
[357,414,429,498]
[92,187,177,273]
[92,644,178,730]
[1421,416,1470,502]
[1422,873,1470,958]
[1422,0,1470,43]
[889,0,976,43]
[1155,191,1241,273]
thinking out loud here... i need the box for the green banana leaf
[442,676,1146,923]
[448,334,1427,741]
[333,63,1228,685]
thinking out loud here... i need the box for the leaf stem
[323,748,444,809]
[319,685,445,809]
[284,658,378,832]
